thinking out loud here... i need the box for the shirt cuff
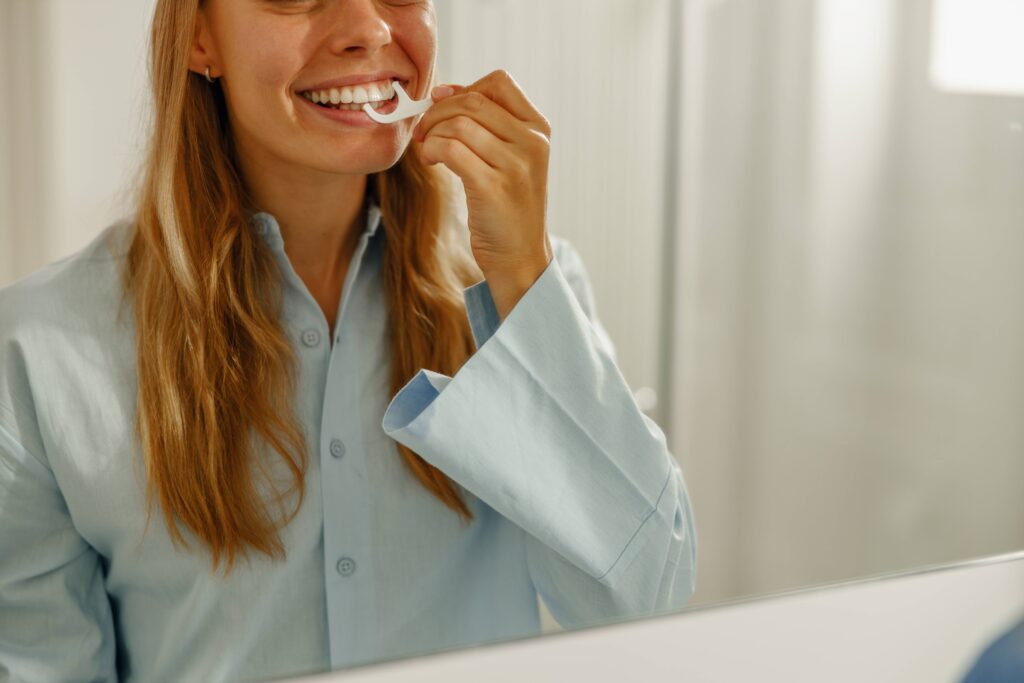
[381,252,672,580]
[381,255,560,434]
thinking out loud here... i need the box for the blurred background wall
[672,0,1024,604]
[1,0,1022,617]
[1,0,154,280]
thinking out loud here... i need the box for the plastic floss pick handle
[363,81,433,124]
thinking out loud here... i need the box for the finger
[419,133,498,188]
[467,70,551,136]
[414,90,534,148]
[422,115,518,172]
[454,71,543,126]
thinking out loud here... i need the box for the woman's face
[194,0,437,178]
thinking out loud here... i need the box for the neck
[242,166,371,286]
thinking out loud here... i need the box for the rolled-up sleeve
[0,412,117,682]
[381,238,697,630]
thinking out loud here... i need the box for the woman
[0,0,696,680]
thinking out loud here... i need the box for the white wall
[46,0,156,255]
[0,0,154,284]
[1,0,57,281]
[673,0,1024,606]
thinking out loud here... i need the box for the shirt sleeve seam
[595,464,674,582]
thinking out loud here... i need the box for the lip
[297,89,403,128]
[297,71,411,93]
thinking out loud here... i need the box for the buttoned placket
[251,207,383,665]
[319,212,382,666]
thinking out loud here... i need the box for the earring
[205,66,215,83]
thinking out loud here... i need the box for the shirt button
[329,439,346,459]
[301,329,321,347]
[336,556,356,577]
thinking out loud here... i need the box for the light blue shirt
[0,200,696,682]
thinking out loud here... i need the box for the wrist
[485,255,551,323]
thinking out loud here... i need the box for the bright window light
[930,0,1024,96]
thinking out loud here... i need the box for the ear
[187,7,219,78]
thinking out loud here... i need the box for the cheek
[249,45,304,93]
[224,19,306,95]
[396,12,438,74]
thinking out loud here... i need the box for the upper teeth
[302,79,397,105]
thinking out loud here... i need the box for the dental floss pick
[363,81,433,124]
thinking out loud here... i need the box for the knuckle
[522,132,548,157]
[453,115,474,133]
[465,91,486,110]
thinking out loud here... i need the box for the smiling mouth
[299,79,407,111]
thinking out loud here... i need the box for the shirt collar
[249,197,383,247]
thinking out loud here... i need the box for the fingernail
[432,85,455,99]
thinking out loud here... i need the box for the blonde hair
[119,0,482,573]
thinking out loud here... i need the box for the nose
[324,0,393,55]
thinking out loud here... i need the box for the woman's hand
[412,70,554,321]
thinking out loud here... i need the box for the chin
[363,142,416,173]
[310,145,407,176]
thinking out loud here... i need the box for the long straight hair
[120,0,482,573]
